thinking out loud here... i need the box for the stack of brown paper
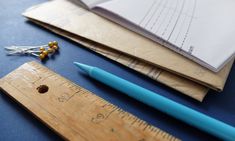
[31,20,209,101]
[22,0,234,101]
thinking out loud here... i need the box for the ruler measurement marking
[142,123,149,131]
[0,62,180,141]
[139,120,144,126]
[131,118,138,125]
[106,106,119,117]
[4,81,86,140]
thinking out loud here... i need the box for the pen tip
[73,62,93,74]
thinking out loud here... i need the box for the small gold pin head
[48,42,54,47]
[52,41,58,46]
[39,53,46,60]
[40,47,45,52]
[48,48,55,54]
[52,45,58,50]
[42,50,49,56]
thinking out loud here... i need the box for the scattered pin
[4,41,59,60]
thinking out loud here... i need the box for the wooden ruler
[0,61,180,141]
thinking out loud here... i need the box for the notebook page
[95,0,235,72]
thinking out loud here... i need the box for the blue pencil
[74,62,235,141]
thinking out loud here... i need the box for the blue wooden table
[0,0,234,140]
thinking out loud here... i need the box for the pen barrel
[89,67,235,141]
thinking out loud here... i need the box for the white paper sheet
[95,0,235,72]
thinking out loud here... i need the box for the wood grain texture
[0,61,180,141]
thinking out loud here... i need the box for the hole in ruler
[37,85,49,94]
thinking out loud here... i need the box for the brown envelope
[22,0,233,92]
[31,19,208,101]
[22,0,233,101]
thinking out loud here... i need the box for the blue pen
[74,62,235,141]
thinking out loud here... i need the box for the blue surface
[74,62,235,141]
[0,0,234,141]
